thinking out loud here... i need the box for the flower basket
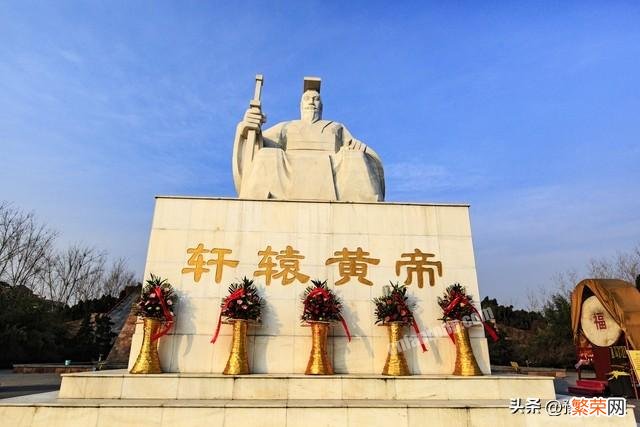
[373,283,426,375]
[211,277,263,375]
[130,274,177,374]
[301,280,350,375]
[438,283,486,376]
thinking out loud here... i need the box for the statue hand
[238,106,266,137]
[345,138,366,152]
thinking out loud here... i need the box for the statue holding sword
[232,76,385,202]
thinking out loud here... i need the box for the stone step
[0,396,636,427]
[58,370,555,400]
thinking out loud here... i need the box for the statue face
[300,90,322,122]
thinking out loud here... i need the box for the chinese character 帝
[395,249,442,288]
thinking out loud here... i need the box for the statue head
[300,77,322,123]
[300,89,322,122]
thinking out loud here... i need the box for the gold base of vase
[130,317,163,374]
[305,321,334,375]
[223,319,250,375]
[451,321,483,376]
[382,322,410,376]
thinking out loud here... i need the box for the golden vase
[130,317,163,374]
[223,319,250,375]
[382,322,410,376]
[452,321,483,376]
[305,321,334,375]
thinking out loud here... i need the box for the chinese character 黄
[325,247,380,286]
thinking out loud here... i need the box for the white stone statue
[232,76,385,201]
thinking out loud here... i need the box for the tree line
[0,201,139,367]
[484,244,640,368]
[0,201,137,304]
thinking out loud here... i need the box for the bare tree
[40,244,106,305]
[0,202,57,290]
[102,257,137,297]
[586,245,640,283]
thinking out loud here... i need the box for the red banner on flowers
[443,295,498,342]
[211,288,245,344]
[151,286,174,341]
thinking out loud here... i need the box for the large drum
[581,295,622,347]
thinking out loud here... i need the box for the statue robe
[236,119,385,202]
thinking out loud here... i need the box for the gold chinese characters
[181,244,239,283]
[395,249,443,288]
[254,245,310,285]
[181,244,444,287]
[325,247,380,286]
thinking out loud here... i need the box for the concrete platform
[1,395,636,426]
[58,370,555,401]
[1,371,636,426]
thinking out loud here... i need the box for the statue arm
[340,125,385,199]
[232,114,286,194]
[232,106,265,193]
[340,126,381,163]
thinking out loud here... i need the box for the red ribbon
[151,286,174,342]
[443,294,463,317]
[211,288,245,344]
[444,321,456,343]
[410,319,428,352]
[305,288,351,342]
[338,315,352,342]
[443,294,498,342]
[307,287,328,299]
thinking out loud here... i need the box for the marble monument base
[0,371,635,426]
[133,196,491,375]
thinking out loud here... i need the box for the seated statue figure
[232,77,385,202]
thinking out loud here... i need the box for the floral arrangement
[372,282,415,325]
[437,283,476,322]
[374,282,428,352]
[211,277,263,344]
[220,277,264,322]
[438,283,498,341]
[135,274,177,320]
[301,279,343,322]
[301,279,351,341]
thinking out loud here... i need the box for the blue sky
[1,2,639,306]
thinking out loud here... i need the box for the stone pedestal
[57,371,556,400]
[1,371,636,426]
[128,196,489,374]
